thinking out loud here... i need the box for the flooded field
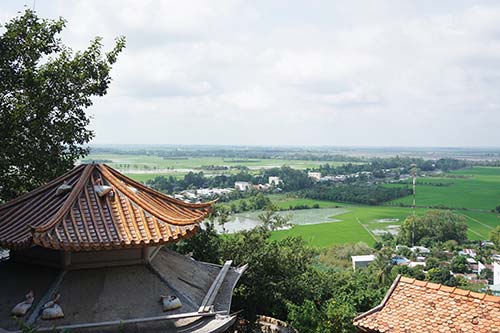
[216,208,350,233]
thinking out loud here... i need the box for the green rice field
[270,204,423,247]
[387,167,500,211]
[270,192,500,247]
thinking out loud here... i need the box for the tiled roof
[354,275,500,333]
[0,164,213,251]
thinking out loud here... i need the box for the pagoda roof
[353,275,500,332]
[0,164,213,251]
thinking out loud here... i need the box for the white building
[410,246,430,255]
[268,176,281,186]
[308,172,321,181]
[235,181,251,191]
[351,255,376,270]
[494,261,500,286]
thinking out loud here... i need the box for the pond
[215,208,350,233]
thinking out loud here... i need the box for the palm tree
[372,251,392,285]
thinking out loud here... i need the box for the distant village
[352,244,500,296]
[172,169,411,203]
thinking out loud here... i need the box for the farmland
[387,167,500,211]
[82,150,500,248]
[269,198,499,247]
[84,153,352,182]
[270,166,500,247]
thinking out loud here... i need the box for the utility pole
[410,164,417,247]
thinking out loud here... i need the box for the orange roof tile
[354,275,500,332]
[0,164,213,251]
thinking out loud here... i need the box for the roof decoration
[0,164,213,251]
[354,275,500,332]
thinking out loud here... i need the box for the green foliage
[425,257,440,270]
[450,255,470,274]
[302,184,411,205]
[398,210,468,246]
[490,226,500,249]
[220,230,316,320]
[170,221,221,264]
[0,10,125,201]
[426,267,457,286]
[257,205,291,231]
[390,265,425,280]
[479,268,493,283]
[369,250,393,285]
[287,298,357,333]
[319,242,373,268]
[287,269,386,333]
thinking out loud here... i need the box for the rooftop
[0,164,213,251]
[354,275,500,332]
[352,255,376,261]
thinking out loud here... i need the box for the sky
[1,0,500,147]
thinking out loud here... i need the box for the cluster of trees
[398,210,468,247]
[147,168,413,207]
[171,219,388,333]
[311,157,469,177]
[146,166,314,194]
[226,193,272,213]
[301,184,411,205]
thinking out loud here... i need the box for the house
[351,255,376,270]
[0,164,246,332]
[268,176,281,186]
[410,246,430,255]
[408,261,425,268]
[235,181,251,191]
[459,248,477,257]
[494,261,500,286]
[354,275,500,332]
[307,172,321,180]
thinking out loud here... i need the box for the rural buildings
[307,172,321,181]
[0,164,245,332]
[354,275,500,332]
[351,254,376,270]
[235,181,251,191]
[268,176,281,186]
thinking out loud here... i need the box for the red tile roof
[354,275,500,332]
[0,164,213,251]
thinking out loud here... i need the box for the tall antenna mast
[410,164,417,246]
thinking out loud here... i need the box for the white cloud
[2,0,500,146]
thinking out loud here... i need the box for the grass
[387,167,500,211]
[271,220,377,247]
[271,202,425,247]
[269,195,341,209]
[269,194,500,247]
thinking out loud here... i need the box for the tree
[257,205,291,231]
[220,230,316,320]
[370,250,393,285]
[490,226,500,249]
[170,221,221,264]
[426,267,457,287]
[479,268,493,284]
[0,10,125,201]
[398,210,468,246]
[450,255,470,274]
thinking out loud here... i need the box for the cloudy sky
[2,1,500,147]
